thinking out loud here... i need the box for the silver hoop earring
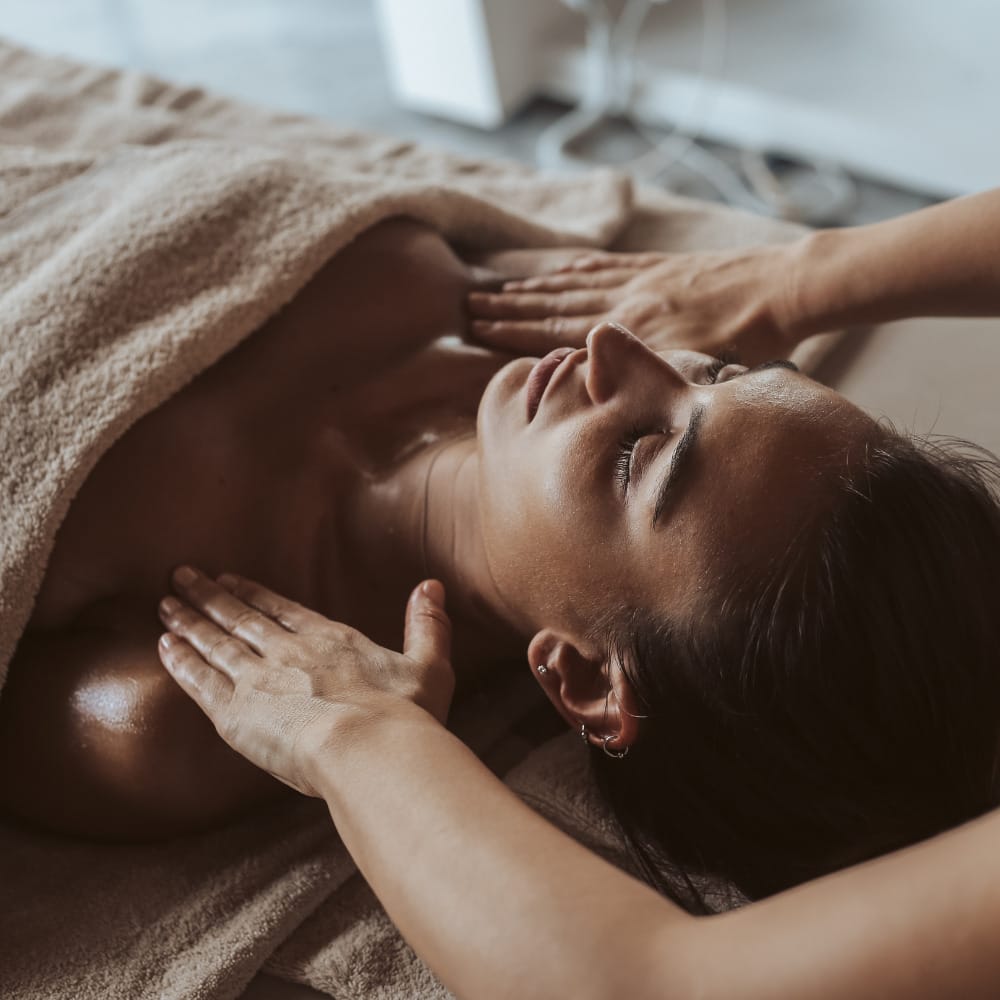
[602,735,629,760]
[579,723,589,744]
[536,664,548,675]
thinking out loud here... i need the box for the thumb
[404,580,453,669]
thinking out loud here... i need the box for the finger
[158,596,257,681]
[553,251,667,273]
[470,317,598,353]
[466,267,508,293]
[169,565,286,653]
[467,290,610,320]
[158,632,234,718]
[404,580,452,670]
[501,269,638,293]
[550,252,617,273]
[214,572,326,634]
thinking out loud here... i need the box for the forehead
[628,370,873,616]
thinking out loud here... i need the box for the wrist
[776,226,868,342]
[768,231,828,345]
[296,696,435,803]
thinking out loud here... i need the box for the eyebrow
[651,359,800,529]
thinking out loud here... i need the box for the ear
[528,628,642,753]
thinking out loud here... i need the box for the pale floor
[0,3,938,998]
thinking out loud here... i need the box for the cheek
[479,446,562,574]
[480,426,607,613]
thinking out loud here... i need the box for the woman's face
[475,322,876,650]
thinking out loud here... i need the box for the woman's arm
[467,187,1000,364]
[785,187,1000,337]
[158,567,1000,1000]
[308,703,697,1000]
[314,705,1000,1000]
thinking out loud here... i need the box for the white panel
[374,0,503,126]
[533,0,1000,197]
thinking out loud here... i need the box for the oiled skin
[0,219,564,840]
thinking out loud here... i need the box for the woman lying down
[4,187,1000,996]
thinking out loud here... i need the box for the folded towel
[0,38,833,1000]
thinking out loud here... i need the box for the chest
[28,224,493,633]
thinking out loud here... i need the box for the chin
[476,356,534,443]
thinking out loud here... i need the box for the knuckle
[324,622,356,646]
[231,608,259,632]
[275,612,299,632]
[235,582,265,606]
[170,603,197,627]
[420,606,452,632]
[335,623,356,644]
[210,634,241,660]
[169,639,195,665]
[224,583,250,607]
[219,713,240,744]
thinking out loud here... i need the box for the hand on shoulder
[466,243,804,365]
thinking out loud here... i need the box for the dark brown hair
[593,428,1000,913]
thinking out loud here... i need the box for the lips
[526,347,575,422]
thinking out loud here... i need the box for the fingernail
[159,633,175,649]
[160,596,181,615]
[174,565,196,586]
[471,320,493,331]
[421,580,444,603]
[217,573,237,588]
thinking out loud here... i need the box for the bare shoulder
[314,215,472,330]
[206,213,475,406]
[0,596,285,841]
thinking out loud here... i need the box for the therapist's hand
[466,245,802,366]
[156,567,454,797]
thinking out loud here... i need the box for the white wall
[377,0,1000,196]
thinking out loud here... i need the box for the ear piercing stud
[536,664,548,675]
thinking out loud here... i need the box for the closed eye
[705,353,800,385]
[702,351,740,383]
[615,426,670,495]
[614,356,801,495]
[615,428,645,493]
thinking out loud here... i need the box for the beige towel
[0,39,832,999]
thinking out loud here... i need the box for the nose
[584,321,685,404]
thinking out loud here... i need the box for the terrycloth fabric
[0,43,634,691]
[0,38,836,1000]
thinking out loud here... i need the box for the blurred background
[3,0,998,226]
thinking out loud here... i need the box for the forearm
[783,188,1000,339]
[152,564,1000,997]
[310,702,696,1000]
[313,703,1000,1000]
[704,805,1000,999]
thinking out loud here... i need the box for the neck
[333,435,527,681]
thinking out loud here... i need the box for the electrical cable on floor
[536,0,857,225]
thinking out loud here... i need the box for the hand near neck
[337,435,527,685]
